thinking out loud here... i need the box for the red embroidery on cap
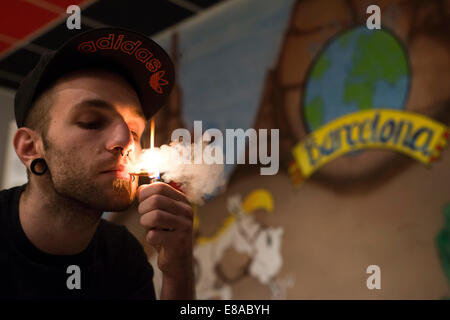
[77,41,97,53]
[135,48,154,63]
[77,33,169,93]
[149,71,169,94]
[120,40,142,55]
[145,58,162,73]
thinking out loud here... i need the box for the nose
[106,119,134,158]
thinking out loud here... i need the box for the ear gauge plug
[30,158,48,175]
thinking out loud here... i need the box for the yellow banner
[292,109,449,181]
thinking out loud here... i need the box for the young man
[0,28,194,300]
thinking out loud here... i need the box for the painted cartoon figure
[192,190,284,299]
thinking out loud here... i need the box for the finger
[138,182,189,205]
[138,194,193,220]
[140,209,191,232]
[145,228,193,249]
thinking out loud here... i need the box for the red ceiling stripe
[0,1,59,38]
[0,0,93,58]
[39,0,86,9]
[0,41,12,53]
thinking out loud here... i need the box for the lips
[101,165,130,179]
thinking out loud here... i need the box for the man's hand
[137,182,194,299]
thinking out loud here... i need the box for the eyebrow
[74,98,146,120]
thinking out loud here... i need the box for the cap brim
[40,27,175,120]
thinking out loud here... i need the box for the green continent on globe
[343,30,408,110]
[311,53,330,80]
[304,96,324,131]
[338,31,352,48]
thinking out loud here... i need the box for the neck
[19,178,102,255]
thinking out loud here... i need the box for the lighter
[129,170,162,184]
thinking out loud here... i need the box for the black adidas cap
[14,27,175,127]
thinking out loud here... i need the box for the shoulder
[0,185,26,215]
[0,185,25,202]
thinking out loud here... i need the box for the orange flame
[129,117,160,178]
[150,117,155,150]
[149,117,159,178]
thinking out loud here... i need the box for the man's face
[42,69,146,212]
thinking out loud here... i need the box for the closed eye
[77,121,103,129]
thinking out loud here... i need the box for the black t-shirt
[0,185,156,300]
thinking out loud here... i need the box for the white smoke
[132,133,226,204]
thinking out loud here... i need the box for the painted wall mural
[437,203,450,298]
[193,190,283,300]
[109,0,450,299]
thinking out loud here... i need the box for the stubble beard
[43,138,137,213]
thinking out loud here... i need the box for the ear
[13,127,45,170]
